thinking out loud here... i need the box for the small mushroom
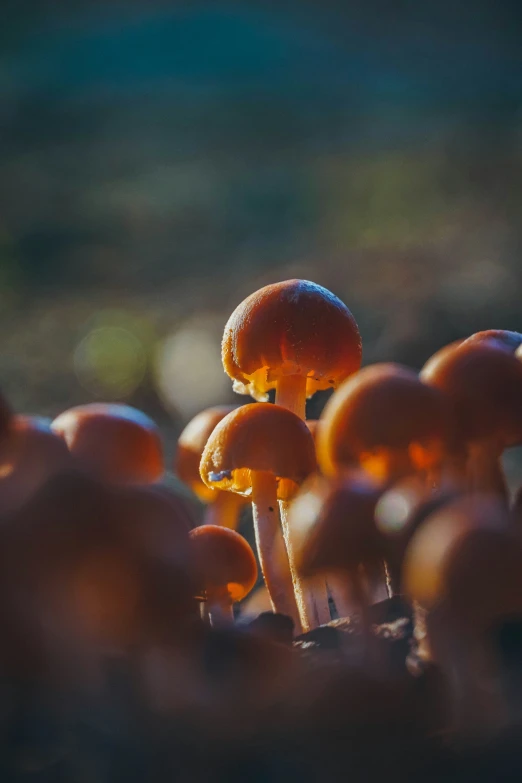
[200,403,319,631]
[222,279,362,419]
[289,472,382,644]
[190,525,257,627]
[421,340,522,502]
[0,415,71,514]
[52,403,163,485]
[176,405,245,528]
[317,363,452,487]
[403,495,521,738]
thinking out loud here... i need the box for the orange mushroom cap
[318,364,451,477]
[402,496,520,632]
[176,405,238,502]
[52,403,163,484]
[289,473,382,578]
[222,279,362,401]
[199,403,317,500]
[421,340,522,446]
[190,525,257,603]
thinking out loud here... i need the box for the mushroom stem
[207,591,234,628]
[279,500,331,631]
[466,439,508,503]
[326,574,352,619]
[250,471,301,629]
[275,375,307,420]
[204,492,243,529]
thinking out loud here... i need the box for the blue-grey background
[2,2,521,460]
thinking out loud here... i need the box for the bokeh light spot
[74,326,147,399]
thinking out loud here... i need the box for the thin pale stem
[204,491,244,530]
[466,439,508,504]
[326,574,352,619]
[275,375,307,420]
[207,593,234,628]
[251,471,301,631]
[279,499,330,631]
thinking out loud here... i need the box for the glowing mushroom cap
[421,340,522,446]
[222,279,362,401]
[52,403,163,484]
[190,525,257,603]
[402,496,521,630]
[176,405,238,502]
[289,473,381,578]
[199,403,317,500]
[317,363,451,477]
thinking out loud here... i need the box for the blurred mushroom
[190,525,257,627]
[222,279,361,419]
[176,406,245,528]
[200,403,319,631]
[52,403,163,485]
[403,495,521,738]
[289,473,382,647]
[0,415,71,515]
[464,330,522,353]
[317,364,452,488]
[421,340,522,502]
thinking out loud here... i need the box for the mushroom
[0,415,71,515]
[464,329,522,353]
[222,279,362,419]
[402,495,521,738]
[288,472,382,641]
[200,403,318,631]
[317,363,452,488]
[374,474,459,595]
[51,403,163,485]
[176,406,245,528]
[190,525,257,627]
[421,340,522,501]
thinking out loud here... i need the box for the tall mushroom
[421,340,522,501]
[190,525,257,627]
[200,403,318,631]
[176,406,245,528]
[402,495,521,738]
[52,403,163,485]
[317,363,452,488]
[222,279,362,419]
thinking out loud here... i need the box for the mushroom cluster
[3,282,522,777]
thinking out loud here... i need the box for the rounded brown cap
[289,473,381,578]
[421,340,522,446]
[52,403,163,484]
[176,406,238,502]
[4,472,196,651]
[463,330,522,353]
[200,403,317,500]
[190,525,257,603]
[0,416,71,514]
[318,363,451,478]
[222,279,362,401]
[402,496,519,631]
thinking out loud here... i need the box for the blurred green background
[1,1,522,454]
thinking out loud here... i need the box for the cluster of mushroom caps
[174,281,522,734]
[1,280,522,746]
